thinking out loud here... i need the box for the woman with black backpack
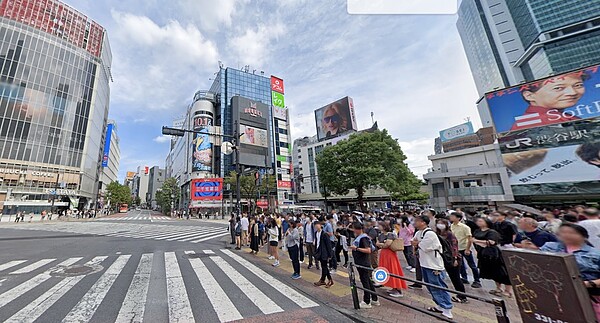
[435,218,468,303]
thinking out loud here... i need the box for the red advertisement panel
[0,0,104,57]
[271,76,284,94]
[257,199,268,207]
[191,178,223,201]
[277,180,292,189]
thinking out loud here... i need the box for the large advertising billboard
[232,96,271,168]
[439,121,474,142]
[499,118,600,186]
[486,65,600,133]
[315,96,358,141]
[191,112,213,173]
[191,178,223,201]
[101,124,113,167]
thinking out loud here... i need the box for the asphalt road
[0,210,351,323]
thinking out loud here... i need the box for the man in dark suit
[314,221,334,287]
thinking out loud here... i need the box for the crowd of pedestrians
[228,205,600,321]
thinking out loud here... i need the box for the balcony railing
[448,186,504,196]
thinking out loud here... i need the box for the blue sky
[64,0,480,180]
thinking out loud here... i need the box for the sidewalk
[236,246,523,323]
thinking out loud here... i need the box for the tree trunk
[357,186,365,212]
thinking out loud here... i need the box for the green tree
[316,129,421,211]
[224,170,276,213]
[106,181,132,211]
[156,177,180,215]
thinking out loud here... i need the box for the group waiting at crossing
[229,206,600,321]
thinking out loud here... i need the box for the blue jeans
[459,250,481,282]
[421,267,453,310]
[288,245,300,275]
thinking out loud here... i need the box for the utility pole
[234,120,241,218]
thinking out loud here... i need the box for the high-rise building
[0,0,112,215]
[165,66,293,211]
[132,166,149,205]
[146,166,165,209]
[458,0,600,94]
[100,120,120,189]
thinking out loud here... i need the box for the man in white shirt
[304,214,318,269]
[412,215,453,320]
[579,208,600,249]
[240,214,250,246]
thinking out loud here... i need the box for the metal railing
[347,263,510,323]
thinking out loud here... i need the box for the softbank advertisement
[486,65,600,133]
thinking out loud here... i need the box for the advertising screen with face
[239,125,268,147]
[314,97,356,141]
[486,65,600,134]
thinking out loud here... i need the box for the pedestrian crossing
[0,250,319,322]
[96,215,173,221]
[9,222,229,244]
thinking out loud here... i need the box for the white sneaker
[442,309,453,319]
[272,261,280,267]
[268,256,274,260]
[389,291,403,298]
[359,301,372,309]
[330,269,337,274]
[404,266,412,270]
[371,300,381,306]
[410,268,416,273]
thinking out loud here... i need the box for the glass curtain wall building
[0,0,112,214]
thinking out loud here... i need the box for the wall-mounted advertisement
[240,125,268,147]
[439,121,474,142]
[271,76,284,94]
[486,65,600,133]
[191,114,213,172]
[499,117,600,153]
[502,144,600,186]
[101,124,113,167]
[273,105,287,120]
[272,91,285,108]
[315,96,358,141]
[191,178,223,201]
[232,96,271,168]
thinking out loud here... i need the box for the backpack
[422,229,454,268]
[354,233,376,252]
[235,222,242,235]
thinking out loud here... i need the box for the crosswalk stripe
[10,259,56,274]
[164,232,208,241]
[203,250,215,254]
[221,249,319,309]
[0,260,27,272]
[0,258,83,308]
[5,256,106,323]
[189,232,229,243]
[188,256,243,322]
[115,253,153,323]
[164,252,194,322]
[210,255,283,315]
[62,255,131,322]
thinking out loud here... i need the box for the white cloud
[110,11,220,114]
[227,23,286,67]
[178,0,241,31]
[153,135,171,143]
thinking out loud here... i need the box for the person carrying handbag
[375,222,407,298]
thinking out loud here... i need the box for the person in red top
[511,72,588,131]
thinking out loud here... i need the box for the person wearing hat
[541,223,600,321]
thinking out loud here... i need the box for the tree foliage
[106,181,132,209]
[316,129,422,210]
[224,170,276,213]
[156,177,180,215]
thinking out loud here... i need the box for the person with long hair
[436,218,468,303]
[397,216,416,272]
[472,217,512,298]
[249,217,260,255]
[268,219,280,267]
[541,223,600,321]
[321,103,348,138]
[375,222,407,298]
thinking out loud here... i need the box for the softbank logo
[514,113,542,128]
[347,0,458,14]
